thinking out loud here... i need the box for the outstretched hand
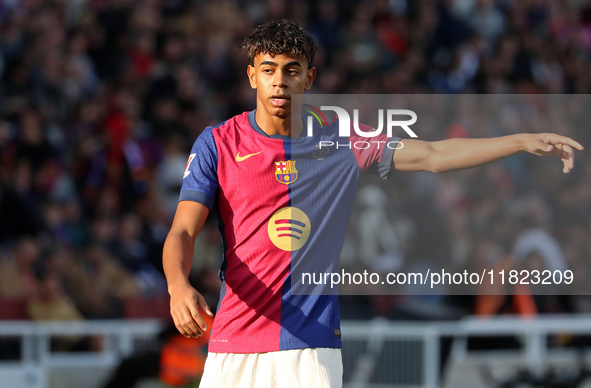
[522,133,584,174]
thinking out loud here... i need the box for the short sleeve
[349,122,401,179]
[178,127,219,209]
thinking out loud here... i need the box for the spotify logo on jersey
[268,207,311,251]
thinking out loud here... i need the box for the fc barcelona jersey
[179,110,400,353]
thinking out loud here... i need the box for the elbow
[425,154,443,174]
[430,162,444,174]
[423,143,444,173]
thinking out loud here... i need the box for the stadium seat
[0,297,28,320]
[122,295,171,321]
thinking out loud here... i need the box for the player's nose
[272,71,287,87]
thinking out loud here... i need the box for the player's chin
[269,105,291,118]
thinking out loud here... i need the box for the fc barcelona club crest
[275,160,298,185]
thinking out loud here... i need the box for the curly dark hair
[241,19,317,68]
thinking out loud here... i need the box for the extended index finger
[554,135,584,151]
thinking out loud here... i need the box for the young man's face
[247,52,316,120]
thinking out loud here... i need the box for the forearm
[429,134,525,173]
[163,231,195,292]
[163,202,212,337]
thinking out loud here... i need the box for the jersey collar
[248,110,306,141]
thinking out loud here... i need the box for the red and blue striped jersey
[179,110,399,353]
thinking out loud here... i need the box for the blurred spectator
[355,184,403,273]
[27,272,86,352]
[111,213,167,294]
[28,273,83,323]
[0,238,40,299]
[155,134,187,217]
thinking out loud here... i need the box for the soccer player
[163,20,583,388]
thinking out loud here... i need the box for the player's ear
[247,65,257,89]
[304,67,316,91]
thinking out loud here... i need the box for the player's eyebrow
[259,60,303,68]
[283,61,302,68]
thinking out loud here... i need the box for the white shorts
[199,348,343,388]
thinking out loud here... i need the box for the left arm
[392,133,584,174]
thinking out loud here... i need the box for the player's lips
[270,94,289,107]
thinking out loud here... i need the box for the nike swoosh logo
[235,151,262,162]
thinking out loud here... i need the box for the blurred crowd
[0,0,591,327]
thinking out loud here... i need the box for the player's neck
[255,108,303,138]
